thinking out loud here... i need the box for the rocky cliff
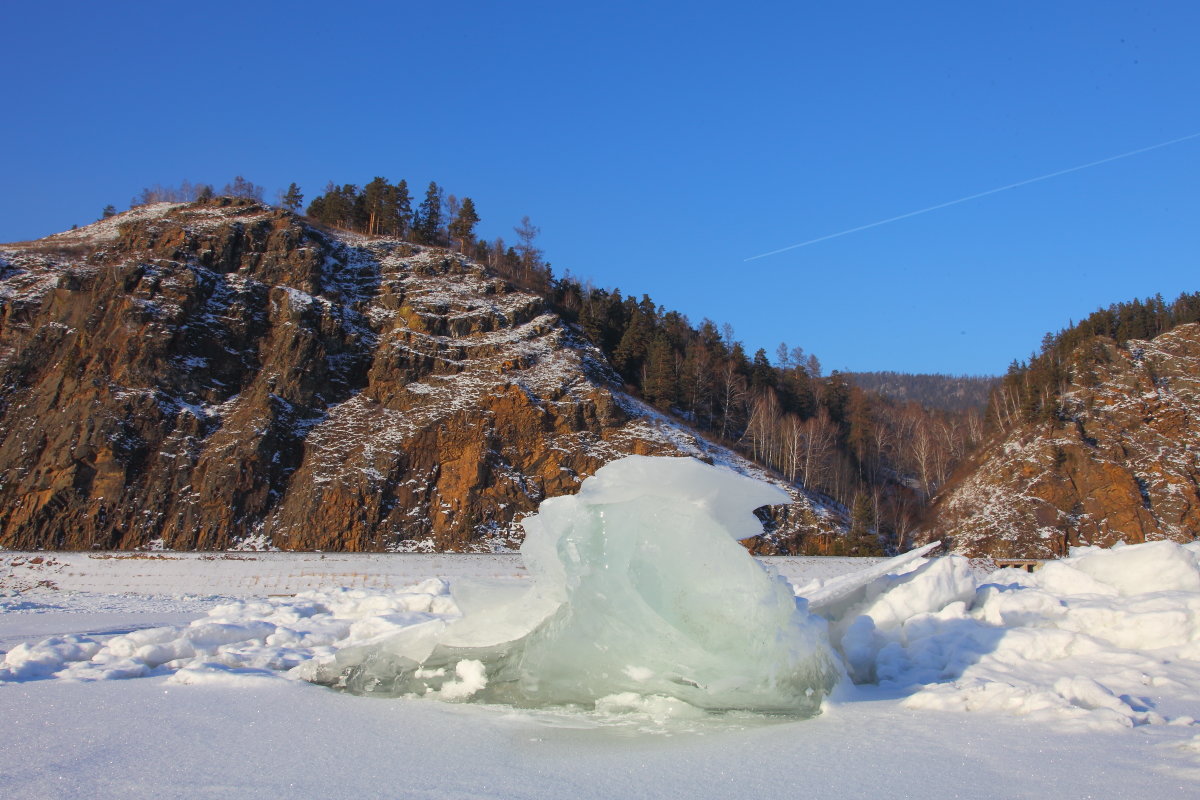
[924,324,1200,557]
[0,200,841,551]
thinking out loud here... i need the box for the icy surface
[4,472,1200,734]
[317,456,840,715]
[5,461,1200,796]
[0,551,531,595]
[5,462,1200,732]
[2,503,1200,791]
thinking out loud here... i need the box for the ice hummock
[316,456,841,715]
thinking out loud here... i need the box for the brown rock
[922,326,1200,557]
[0,201,841,552]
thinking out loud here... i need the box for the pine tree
[99,205,116,220]
[644,335,678,409]
[580,288,610,347]
[696,319,723,352]
[614,305,653,385]
[282,183,303,212]
[848,492,881,555]
[306,195,327,224]
[822,371,851,428]
[784,365,816,420]
[449,197,480,252]
[351,186,369,231]
[393,179,412,238]
[334,184,360,229]
[414,181,444,244]
[362,177,395,236]
[751,348,775,390]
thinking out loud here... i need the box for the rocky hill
[922,324,1200,557]
[0,199,841,552]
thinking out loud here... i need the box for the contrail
[744,131,1200,262]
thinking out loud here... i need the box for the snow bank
[825,539,1200,731]
[0,635,101,681]
[0,582,458,685]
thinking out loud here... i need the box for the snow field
[4,540,1200,798]
[3,455,1200,797]
[0,550,534,595]
[3,540,1200,797]
[0,550,881,596]
[5,539,1200,733]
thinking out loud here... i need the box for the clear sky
[3,1,1198,376]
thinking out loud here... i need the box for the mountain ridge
[0,199,844,552]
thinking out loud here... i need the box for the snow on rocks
[35,202,187,245]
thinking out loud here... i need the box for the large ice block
[324,456,840,715]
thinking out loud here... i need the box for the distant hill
[843,372,996,412]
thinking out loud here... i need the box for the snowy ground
[0,550,886,595]
[3,547,1200,798]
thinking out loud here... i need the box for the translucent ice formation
[321,456,840,715]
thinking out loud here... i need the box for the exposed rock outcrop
[923,324,1200,557]
[0,200,842,551]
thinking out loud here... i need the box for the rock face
[924,325,1200,557]
[0,200,840,551]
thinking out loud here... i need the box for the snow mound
[314,456,841,715]
[824,539,1200,731]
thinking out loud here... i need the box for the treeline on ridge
[303,178,554,296]
[125,175,558,298]
[993,292,1200,429]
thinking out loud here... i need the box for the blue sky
[3,1,1198,376]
